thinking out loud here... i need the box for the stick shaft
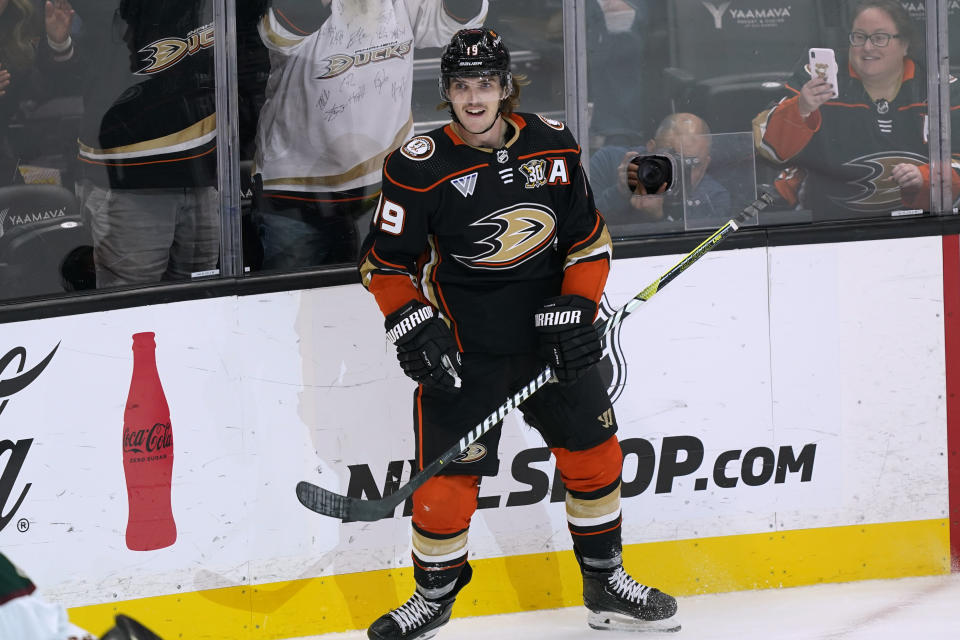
[297,193,774,521]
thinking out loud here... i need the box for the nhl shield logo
[596,293,627,403]
[496,149,509,164]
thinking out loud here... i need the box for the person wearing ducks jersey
[251,0,487,270]
[357,27,680,640]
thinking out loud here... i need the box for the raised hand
[797,76,835,118]
[45,0,75,46]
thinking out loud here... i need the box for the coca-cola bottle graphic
[122,332,176,551]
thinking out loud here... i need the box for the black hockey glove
[385,300,463,391]
[534,294,602,385]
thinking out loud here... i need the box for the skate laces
[388,592,442,632]
[608,566,652,604]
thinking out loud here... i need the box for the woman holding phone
[753,0,960,220]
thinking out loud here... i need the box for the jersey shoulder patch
[518,112,579,154]
[384,128,459,192]
[399,135,436,161]
[536,114,566,131]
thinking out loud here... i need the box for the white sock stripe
[412,546,468,564]
[567,509,621,528]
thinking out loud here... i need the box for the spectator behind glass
[753,0,960,220]
[43,0,220,289]
[251,0,487,271]
[0,0,67,185]
[591,112,730,230]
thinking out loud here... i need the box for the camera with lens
[628,153,678,196]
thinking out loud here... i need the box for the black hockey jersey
[46,1,218,190]
[359,112,612,355]
[754,57,960,218]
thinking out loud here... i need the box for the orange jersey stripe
[517,147,580,160]
[384,157,488,193]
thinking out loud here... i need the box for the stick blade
[295,481,393,522]
[296,481,352,520]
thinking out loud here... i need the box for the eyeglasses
[848,31,901,47]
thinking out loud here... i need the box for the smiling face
[849,7,909,82]
[446,74,509,147]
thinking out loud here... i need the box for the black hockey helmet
[439,27,513,101]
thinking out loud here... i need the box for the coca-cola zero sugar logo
[123,422,173,457]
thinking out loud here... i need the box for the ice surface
[289,573,960,639]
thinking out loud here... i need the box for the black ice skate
[367,562,472,640]
[582,564,681,633]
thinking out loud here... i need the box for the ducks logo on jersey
[452,204,556,270]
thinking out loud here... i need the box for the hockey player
[358,27,679,640]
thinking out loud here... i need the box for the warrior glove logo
[535,309,582,327]
[452,204,556,270]
[386,306,435,344]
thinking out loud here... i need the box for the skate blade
[587,610,681,633]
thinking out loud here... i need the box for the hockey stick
[297,192,774,521]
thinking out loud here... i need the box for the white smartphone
[809,48,839,99]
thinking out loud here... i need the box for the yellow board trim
[68,519,950,639]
